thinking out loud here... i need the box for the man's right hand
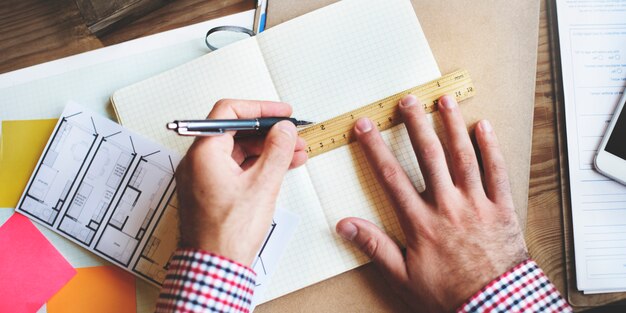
[336,94,529,311]
[175,99,307,267]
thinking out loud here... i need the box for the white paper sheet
[556,0,626,293]
[0,11,254,312]
[0,10,255,124]
[14,103,301,310]
[15,102,182,282]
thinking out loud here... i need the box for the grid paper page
[308,124,422,237]
[256,0,441,123]
[306,118,449,270]
[256,0,440,271]
[261,167,346,302]
[109,0,443,302]
[111,38,280,155]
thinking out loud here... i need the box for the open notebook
[112,0,440,302]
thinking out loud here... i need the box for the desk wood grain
[0,0,102,74]
[527,0,565,293]
[0,0,616,310]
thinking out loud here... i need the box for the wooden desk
[0,0,616,310]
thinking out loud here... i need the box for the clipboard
[548,0,626,307]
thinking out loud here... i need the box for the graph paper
[112,0,441,303]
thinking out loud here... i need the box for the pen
[253,0,269,34]
[166,117,313,136]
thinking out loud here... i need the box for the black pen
[166,117,314,136]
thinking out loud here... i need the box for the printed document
[15,103,298,307]
[556,0,626,293]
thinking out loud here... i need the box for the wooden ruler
[298,69,476,158]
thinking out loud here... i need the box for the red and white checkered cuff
[156,248,257,313]
[457,259,572,313]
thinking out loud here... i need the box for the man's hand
[176,99,307,266]
[336,95,528,311]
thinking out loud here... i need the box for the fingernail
[480,120,493,133]
[441,95,457,109]
[399,94,418,107]
[355,118,373,133]
[278,121,295,139]
[337,222,358,241]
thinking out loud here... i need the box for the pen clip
[177,127,225,136]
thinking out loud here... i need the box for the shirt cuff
[156,248,257,313]
[457,259,572,313]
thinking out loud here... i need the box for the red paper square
[0,213,76,312]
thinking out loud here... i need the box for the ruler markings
[298,69,476,158]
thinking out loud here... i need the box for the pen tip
[297,120,314,126]
[166,122,177,130]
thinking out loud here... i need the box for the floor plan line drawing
[129,136,136,154]
[16,103,296,298]
[57,136,136,246]
[89,116,97,133]
[253,220,278,279]
[142,150,160,158]
[94,155,176,267]
[168,156,175,173]
[132,194,179,284]
[103,131,122,139]
[18,116,97,227]
[16,103,181,285]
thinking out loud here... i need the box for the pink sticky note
[0,213,76,313]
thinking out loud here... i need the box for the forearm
[156,248,256,313]
[457,259,572,313]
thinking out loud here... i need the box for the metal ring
[205,26,255,51]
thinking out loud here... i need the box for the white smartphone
[595,91,626,185]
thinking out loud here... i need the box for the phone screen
[606,105,626,160]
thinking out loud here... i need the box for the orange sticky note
[47,266,136,313]
[0,119,57,207]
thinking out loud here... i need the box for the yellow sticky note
[47,266,136,313]
[0,119,57,207]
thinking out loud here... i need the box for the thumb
[250,120,297,189]
[336,217,408,285]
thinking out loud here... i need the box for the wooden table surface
[0,0,617,310]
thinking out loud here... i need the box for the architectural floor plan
[58,138,134,245]
[16,103,300,296]
[16,103,180,284]
[133,199,180,284]
[19,118,97,226]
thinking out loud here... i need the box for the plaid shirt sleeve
[156,248,256,313]
[457,259,572,312]
[156,251,570,313]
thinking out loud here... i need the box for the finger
[193,99,292,156]
[290,150,308,169]
[399,95,454,193]
[187,135,235,171]
[247,121,297,193]
[208,99,292,119]
[475,120,514,205]
[233,136,306,165]
[437,95,485,195]
[240,156,259,171]
[336,218,408,285]
[354,118,426,230]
